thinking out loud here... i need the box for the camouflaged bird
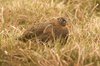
[18,17,69,44]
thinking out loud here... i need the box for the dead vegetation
[0,0,100,66]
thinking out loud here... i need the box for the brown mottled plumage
[17,17,69,44]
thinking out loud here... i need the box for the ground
[0,0,100,66]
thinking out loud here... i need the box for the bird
[17,17,69,45]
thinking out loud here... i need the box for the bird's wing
[36,24,54,42]
[43,24,53,33]
[17,26,36,42]
[18,22,53,42]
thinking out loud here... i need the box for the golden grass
[0,0,100,66]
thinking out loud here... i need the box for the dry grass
[0,0,100,66]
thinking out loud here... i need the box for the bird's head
[57,17,67,26]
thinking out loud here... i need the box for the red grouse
[18,17,69,44]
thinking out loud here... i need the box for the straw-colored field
[0,0,100,66]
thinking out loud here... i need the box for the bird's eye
[63,20,66,24]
